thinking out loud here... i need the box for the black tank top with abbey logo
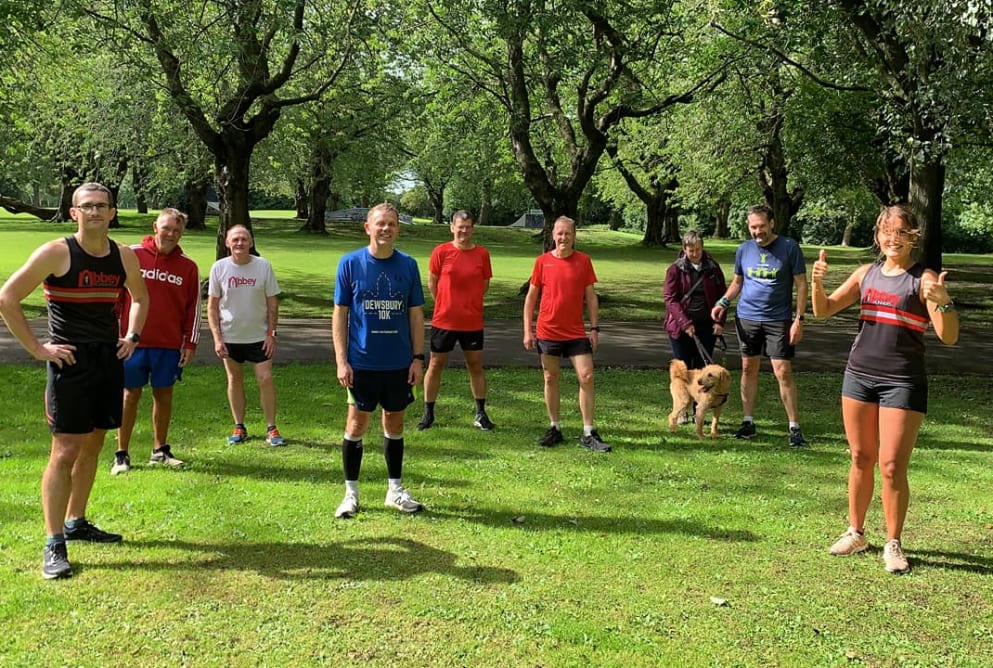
[846,262,928,383]
[43,236,126,344]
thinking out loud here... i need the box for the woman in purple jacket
[663,230,728,369]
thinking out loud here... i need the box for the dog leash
[692,334,727,366]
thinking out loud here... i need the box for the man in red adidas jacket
[112,208,201,474]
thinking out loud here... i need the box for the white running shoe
[830,528,868,556]
[335,493,359,519]
[384,486,423,513]
[883,539,910,574]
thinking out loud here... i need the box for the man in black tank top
[0,182,148,580]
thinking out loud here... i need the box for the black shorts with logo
[429,327,484,354]
[46,342,124,434]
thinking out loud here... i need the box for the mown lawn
[1,365,992,667]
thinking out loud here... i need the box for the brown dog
[668,359,732,439]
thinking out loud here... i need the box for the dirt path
[1,318,986,375]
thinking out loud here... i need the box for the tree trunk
[185,178,209,231]
[294,179,308,219]
[427,183,445,225]
[642,200,667,246]
[663,204,680,244]
[757,112,803,236]
[306,175,331,235]
[908,158,945,271]
[214,143,255,259]
[0,195,59,220]
[714,198,731,238]
[479,177,492,227]
[56,166,78,222]
[302,145,332,234]
[608,208,623,231]
[133,163,150,214]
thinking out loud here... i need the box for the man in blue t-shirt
[711,205,809,447]
[332,203,426,518]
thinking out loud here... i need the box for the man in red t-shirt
[523,216,609,452]
[417,210,495,431]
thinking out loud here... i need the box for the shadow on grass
[910,549,993,575]
[93,536,519,583]
[428,508,759,542]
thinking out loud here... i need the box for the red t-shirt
[429,243,493,331]
[530,250,597,341]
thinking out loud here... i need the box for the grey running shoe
[579,430,611,453]
[42,542,72,580]
[110,451,131,475]
[64,519,122,543]
[883,539,910,574]
[149,445,184,467]
[789,426,808,447]
[733,421,756,439]
[538,426,564,447]
[384,486,424,513]
[830,528,868,556]
[473,412,495,431]
[416,413,435,430]
[335,492,359,519]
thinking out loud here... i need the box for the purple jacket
[663,250,727,339]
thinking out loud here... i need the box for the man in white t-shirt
[207,225,285,446]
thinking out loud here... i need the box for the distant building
[509,209,544,229]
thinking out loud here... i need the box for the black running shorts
[46,342,124,433]
[347,369,414,412]
[429,327,484,354]
[734,318,794,360]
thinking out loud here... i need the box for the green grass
[1,364,992,666]
[3,210,991,325]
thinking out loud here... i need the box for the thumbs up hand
[922,270,952,310]
[812,249,829,282]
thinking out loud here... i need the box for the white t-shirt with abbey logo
[208,256,281,343]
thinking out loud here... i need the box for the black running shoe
[789,426,808,447]
[42,542,72,580]
[538,426,564,447]
[733,421,756,440]
[473,412,495,431]
[579,430,611,452]
[64,519,123,543]
[416,413,435,430]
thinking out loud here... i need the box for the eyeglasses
[878,227,913,239]
[74,203,111,212]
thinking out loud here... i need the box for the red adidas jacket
[119,236,201,350]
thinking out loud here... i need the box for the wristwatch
[413,353,426,361]
[127,332,140,344]
[268,330,278,337]
[936,302,955,313]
